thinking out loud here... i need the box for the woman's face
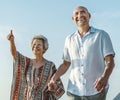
[31,39,45,56]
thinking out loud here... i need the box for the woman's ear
[89,13,91,18]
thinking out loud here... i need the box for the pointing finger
[10,30,13,35]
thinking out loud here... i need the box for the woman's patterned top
[10,51,64,100]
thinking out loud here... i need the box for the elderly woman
[7,30,64,100]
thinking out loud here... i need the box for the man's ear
[72,16,75,22]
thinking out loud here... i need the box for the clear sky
[0,0,120,100]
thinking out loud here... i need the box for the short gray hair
[31,34,49,52]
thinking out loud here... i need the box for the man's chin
[77,23,87,27]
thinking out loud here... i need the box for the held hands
[94,76,108,92]
[7,30,14,41]
[48,79,57,92]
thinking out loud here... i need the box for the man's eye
[75,12,78,15]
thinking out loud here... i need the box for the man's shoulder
[66,32,76,39]
[91,26,108,36]
[91,26,100,32]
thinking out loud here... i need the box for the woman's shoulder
[44,60,57,72]
[46,60,55,66]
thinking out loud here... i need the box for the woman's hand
[48,80,57,92]
[7,30,16,60]
[7,30,14,41]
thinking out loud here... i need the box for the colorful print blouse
[10,51,64,100]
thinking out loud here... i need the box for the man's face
[72,7,90,27]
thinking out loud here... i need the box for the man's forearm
[102,55,115,80]
[52,61,70,82]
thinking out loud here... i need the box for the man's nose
[78,12,84,17]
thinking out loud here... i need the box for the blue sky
[0,0,120,100]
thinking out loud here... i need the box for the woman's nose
[34,45,37,49]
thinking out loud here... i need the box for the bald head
[72,6,91,18]
[72,6,91,27]
[73,6,89,14]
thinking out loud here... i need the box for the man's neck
[78,25,90,38]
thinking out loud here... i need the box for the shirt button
[80,54,84,57]
[81,64,84,67]
[83,83,85,85]
[82,73,84,76]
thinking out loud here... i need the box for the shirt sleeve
[102,31,115,57]
[11,51,30,100]
[62,36,71,62]
[15,51,27,67]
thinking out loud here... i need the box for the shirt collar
[74,26,96,36]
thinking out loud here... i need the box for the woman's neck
[34,55,44,62]
[33,57,46,68]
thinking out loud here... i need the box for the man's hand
[94,76,108,92]
[48,80,57,92]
